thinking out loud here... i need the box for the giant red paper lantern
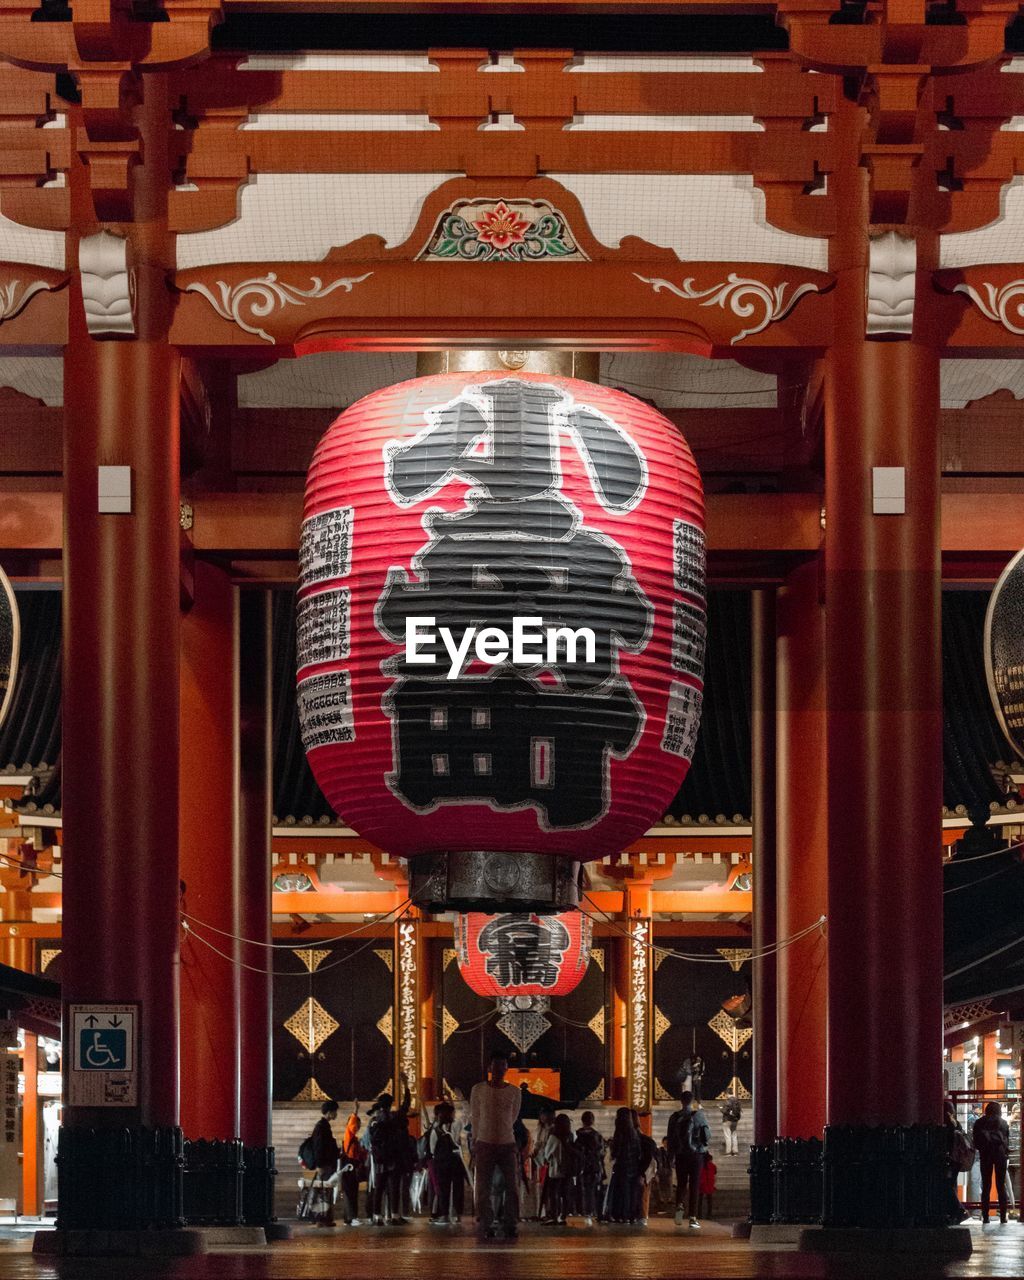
[298,372,705,909]
[455,911,593,999]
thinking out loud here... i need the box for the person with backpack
[666,1088,711,1232]
[301,1100,341,1227]
[720,1095,742,1156]
[540,1114,575,1226]
[635,1111,658,1227]
[574,1111,605,1227]
[654,1138,674,1215]
[427,1100,468,1225]
[945,1097,972,1224]
[973,1100,1012,1224]
[366,1072,411,1226]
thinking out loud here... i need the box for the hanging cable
[944,934,1024,981]
[180,900,412,950]
[580,892,825,963]
[181,901,411,977]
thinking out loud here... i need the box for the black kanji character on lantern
[377,527,650,690]
[383,671,643,828]
[384,379,647,525]
[379,379,653,828]
[477,913,571,988]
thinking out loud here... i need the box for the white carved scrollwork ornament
[629,919,651,1112]
[0,279,51,325]
[185,271,373,343]
[634,272,822,344]
[953,280,1024,336]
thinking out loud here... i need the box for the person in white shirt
[469,1051,522,1240]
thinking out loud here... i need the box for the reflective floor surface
[0,1218,1020,1280]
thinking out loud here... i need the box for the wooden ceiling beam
[180,126,826,178]
[174,64,833,119]
[5,490,1024,559]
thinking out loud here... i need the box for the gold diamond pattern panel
[655,1078,673,1102]
[654,1007,671,1044]
[293,1077,331,1103]
[443,948,456,970]
[588,1009,606,1043]
[443,1009,459,1043]
[591,948,605,972]
[583,1078,605,1103]
[654,951,668,971]
[375,949,393,971]
[717,948,753,972]
[717,1076,752,1101]
[284,997,339,1054]
[377,1008,394,1044]
[39,949,60,973]
[294,948,331,973]
[707,1009,754,1054]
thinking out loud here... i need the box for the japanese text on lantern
[479,914,570,988]
[297,505,356,753]
[377,378,654,829]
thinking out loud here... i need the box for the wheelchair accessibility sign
[69,1005,138,1107]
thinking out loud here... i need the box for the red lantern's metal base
[409,850,581,914]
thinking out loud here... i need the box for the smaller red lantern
[455,910,593,1053]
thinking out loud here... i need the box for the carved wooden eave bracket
[0,1,222,73]
[0,264,68,344]
[935,264,1024,346]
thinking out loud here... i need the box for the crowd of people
[299,1052,740,1238]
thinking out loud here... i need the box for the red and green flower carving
[422,199,586,262]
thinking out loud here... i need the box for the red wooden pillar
[62,88,181,1162]
[750,589,778,1148]
[236,591,273,1155]
[776,560,827,1139]
[180,561,239,1141]
[824,337,942,1131]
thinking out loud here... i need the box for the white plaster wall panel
[941,176,1024,267]
[566,55,762,72]
[564,115,763,131]
[479,115,525,131]
[238,53,439,72]
[0,357,63,405]
[176,172,461,268]
[549,173,828,270]
[0,212,64,270]
[240,114,440,131]
[941,359,1024,407]
[601,352,777,408]
[1001,118,1024,130]
[1002,58,1024,72]
[480,54,524,72]
[237,351,417,408]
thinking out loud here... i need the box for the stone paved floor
[0,1218,1019,1279]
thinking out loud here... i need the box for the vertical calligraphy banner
[395,916,422,1113]
[627,918,653,1114]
